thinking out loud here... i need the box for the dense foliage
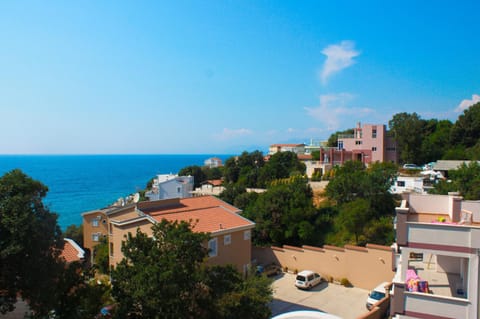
[384,103,480,164]
[178,165,223,188]
[0,169,107,318]
[242,176,319,246]
[430,162,480,200]
[223,151,305,188]
[325,161,398,245]
[111,220,272,319]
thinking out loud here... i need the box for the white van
[366,282,389,310]
[295,270,322,289]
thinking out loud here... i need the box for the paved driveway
[270,273,369,319]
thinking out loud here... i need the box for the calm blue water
[0,155,231,230]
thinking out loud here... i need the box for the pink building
[337,122,397,164]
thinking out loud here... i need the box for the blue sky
[1,1,479,154]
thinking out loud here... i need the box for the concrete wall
[253,243,394,290]
[208,229,252,273]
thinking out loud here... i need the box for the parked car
[366,282,389,310]
[256,263,282,277]
[295,270,322,289]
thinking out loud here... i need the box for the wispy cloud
[305,93,373,130]
[455,94,480,112]
[214,128,253,140]
[320,41,360,84]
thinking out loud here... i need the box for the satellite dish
[133,192,140,203]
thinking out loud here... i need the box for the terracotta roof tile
[145,196,253,233]
[60,239,85,263]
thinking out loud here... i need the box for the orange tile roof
[206,179,223,186]
[297,154,312,160]
[60,239,85,263]
[144,196,253,233]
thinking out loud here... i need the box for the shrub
[340,278,352,287]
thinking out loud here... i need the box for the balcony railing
[337,134,355,139]
[402,291,470,318]
[404,222,475,251]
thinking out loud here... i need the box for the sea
[0,155,232,230]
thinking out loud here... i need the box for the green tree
[94,237,110,274]
[219,184,247,205]
[202,166,223,180]
[337,198,371,245]
[421,119,453,162]
[258,151,305,186]
[388,112,425,164]
[243,177,317,246]
[111,220,272,319]
[325,161,367,204]
[327,129,354,147]
[49,262,111,319]
[0,170,107,318]
[0,169,63,315]
[430,162,480,200]
[450,102,480,149]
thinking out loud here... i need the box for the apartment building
[390,192,480,318]
[83,196,255,273]
[337,122,398,164]
[144,173,194,201]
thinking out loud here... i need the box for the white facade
[204,157,223,168]
[391,193,480,319]
[390,176,426,194]
[145,174,194,201]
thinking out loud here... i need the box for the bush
[340,278,352,287]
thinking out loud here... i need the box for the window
[397,181,405,187]
[92,218,99,227]
[244,230,251,240]
[224,234,231,245]
[355,140,362,145]
[110,242,114,257]
[109,223,113,235]
[208,238,217,257]
[372,147,377,152]
[337,141,343,150]
[372,128,377,138]
[92,233,100,242]
[177,186,181,193]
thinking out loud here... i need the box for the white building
[390,193,480,319]
[145,174,194,201]
[204,157,223,168]
[390,176,426,194]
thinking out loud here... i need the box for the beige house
[83,196,255,272]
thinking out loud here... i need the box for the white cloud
[320,40,360,84]
[305,93,373,130]
[456,94,480,112]
[214,128,253,140]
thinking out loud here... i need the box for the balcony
[396,218,480,251]
[391,255,471,318]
